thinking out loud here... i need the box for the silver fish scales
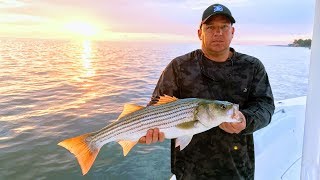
[58,95,239,175]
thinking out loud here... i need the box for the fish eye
[220,104,226,109]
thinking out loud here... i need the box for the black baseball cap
[201,4,236,24]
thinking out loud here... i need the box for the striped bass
[58,95,240,175]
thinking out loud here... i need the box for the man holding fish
[139,3,275,180]
[58,3,274,180]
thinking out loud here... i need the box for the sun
[64,21,99,37]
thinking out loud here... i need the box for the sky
[0,0,316,44]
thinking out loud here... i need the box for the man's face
[198,15,234,55]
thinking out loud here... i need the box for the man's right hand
[138,128,165,144]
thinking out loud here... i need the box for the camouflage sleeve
[148,60,181,106]
[241,60,275,134]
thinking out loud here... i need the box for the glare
[64,21,99,37]
[81,40,95,77]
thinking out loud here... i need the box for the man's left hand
[219,110,246,134]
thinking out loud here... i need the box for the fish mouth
[227,104,240,120]
[233,104,239,111]
[227,109,233,116]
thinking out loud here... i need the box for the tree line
[289,39,312,47]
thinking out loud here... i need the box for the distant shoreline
[268,45,290,47]
[269,45,311,48]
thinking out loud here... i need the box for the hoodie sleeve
[241,60,275,134]
[148,59,181,106]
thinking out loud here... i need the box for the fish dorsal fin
[175,135,194,150]
[154,95,178,106]
[118,140,138,156]
[117,104,144,120]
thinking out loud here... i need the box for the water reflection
[81,40,95,77]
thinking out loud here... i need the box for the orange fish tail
[58,133,100,175]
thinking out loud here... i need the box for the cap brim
[202,13,236,24]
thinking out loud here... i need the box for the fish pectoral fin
[153,95,178,106]
[175,135,194,151]
[118,140,138,156]
[176,120,198,129]
[117,104,144,120]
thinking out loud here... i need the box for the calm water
[0,39,310,180]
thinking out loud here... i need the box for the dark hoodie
[149,48,275,180]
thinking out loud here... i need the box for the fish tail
[58,133,100,175]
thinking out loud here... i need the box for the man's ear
[198,29,202,40]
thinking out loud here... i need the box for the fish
[58,95,240,175]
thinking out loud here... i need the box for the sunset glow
[0,0,315,44]
[64,21,99,38]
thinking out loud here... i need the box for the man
[139,3,275,180]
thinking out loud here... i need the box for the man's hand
[138,128,165,144]
[219,110,246,134]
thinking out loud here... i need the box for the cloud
[145,0,251,9]
[0,0,315,43]
[0,14,48,24]
[0,0,26,8]
[184,0,251,9]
